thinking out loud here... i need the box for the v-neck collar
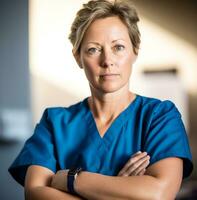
[82,95,139,148]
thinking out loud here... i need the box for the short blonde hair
[69,0,140,55]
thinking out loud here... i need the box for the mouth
[100,73,119,76]
[100,74,119,80]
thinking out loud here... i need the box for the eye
[114,44,125,51]
[87,47,101,55]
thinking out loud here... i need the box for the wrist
[74,171,90,196]
[73,171,83,194]
[67,167,82,195]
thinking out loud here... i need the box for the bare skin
[25,166,83,200]
[25,16,183,200]
[118,151,150,176]
[74,14,137,139]
[25,152,150,200]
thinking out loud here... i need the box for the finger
[118,152,148,176]
[131,151,142,157]
[130,159,150,176]
[124,155,150,176]
[138,169,146,176]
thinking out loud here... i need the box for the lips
[100,74,119,76]
[100,74,119,80]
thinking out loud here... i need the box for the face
[75,16,137,94]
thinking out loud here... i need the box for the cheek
[83,56,100,69]
[82,59,99,80]
[118,54,133,72]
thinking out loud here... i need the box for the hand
[118,151,150,176]
[51,169,69,192]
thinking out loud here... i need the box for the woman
[9,0,193,199]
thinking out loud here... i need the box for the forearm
[25,186,83,200]
[75,172,163,200]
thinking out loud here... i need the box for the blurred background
[0,0,196,199]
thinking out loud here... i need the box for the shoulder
[44,100,83,116]
[38,98,87,125]
[137,95,180,117]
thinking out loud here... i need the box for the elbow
[25,187,33,200]
[25,186,44,200]
[150,183,165,200]
[126,183,170,200]
[144,180,170,200]
[153,191,165,200]
[153,182,178,200]
[25,187,37,200]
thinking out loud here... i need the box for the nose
[100,48,114,68]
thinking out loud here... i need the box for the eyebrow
[87,42,101,46]
[112,39,125,43]
[87,39,125,45]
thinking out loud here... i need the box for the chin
[90,80,129,94]
[98,84,125,94]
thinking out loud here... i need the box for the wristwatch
[67,167,82,195]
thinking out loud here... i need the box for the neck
[88,84,135,123]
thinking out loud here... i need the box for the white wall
[29,0,197,127]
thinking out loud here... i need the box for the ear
[72,50,83,69]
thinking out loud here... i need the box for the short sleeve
[8,109,57,186]
[144,100,193,179]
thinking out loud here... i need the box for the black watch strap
[67,167,82,195]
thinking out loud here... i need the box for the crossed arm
[25,156,183,200]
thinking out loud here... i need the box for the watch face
[68,167,82,176]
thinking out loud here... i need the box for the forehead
[82,16,130,44]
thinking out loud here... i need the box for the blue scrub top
[8,95,193,186]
